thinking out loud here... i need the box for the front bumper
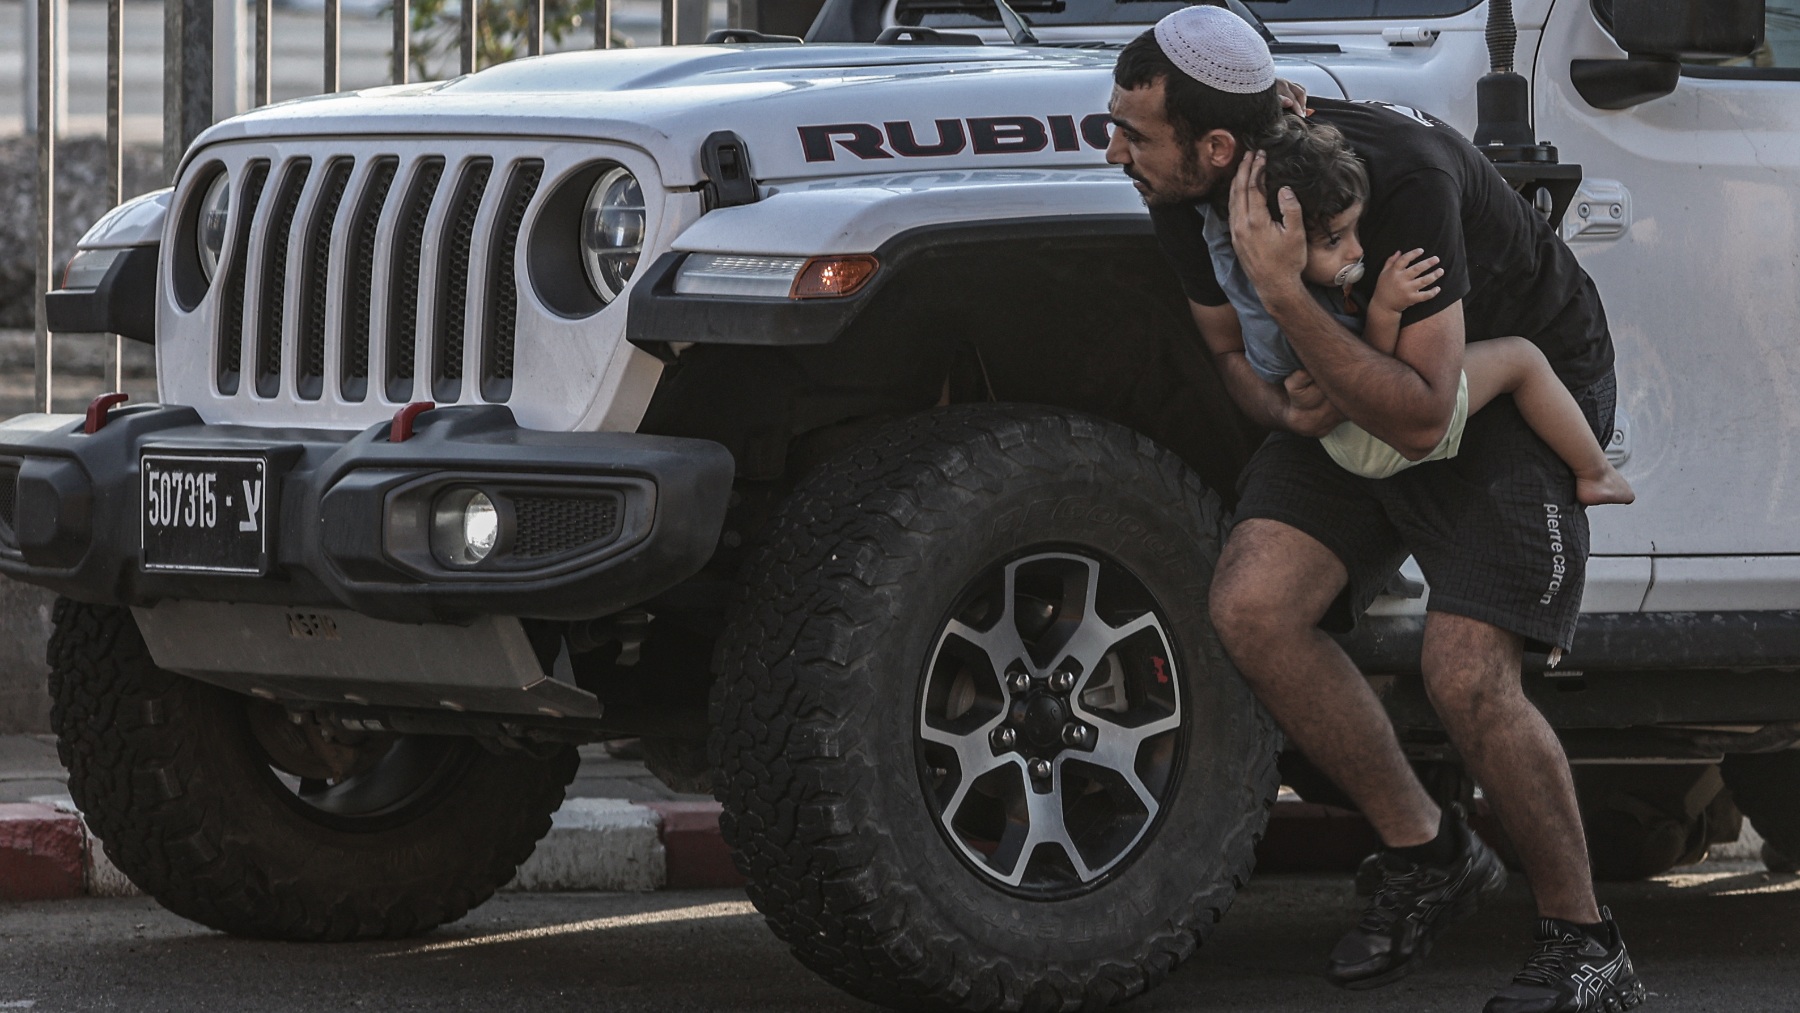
[0,403,735,623]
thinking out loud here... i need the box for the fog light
[433,489,499,566]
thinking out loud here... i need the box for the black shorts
[1234,373,1617,652]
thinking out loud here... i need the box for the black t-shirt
[1149,98,1614,389]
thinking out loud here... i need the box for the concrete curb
[642,801,746,889]
[28,795,144,898]
[507,798,666,892]
[0,795,741,899]
[0,802,83,900]
[0,796,1765,901]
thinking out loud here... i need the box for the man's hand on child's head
[1230,151,1309,300]
[1275,78,1308,114]
[1372,249,1444,314]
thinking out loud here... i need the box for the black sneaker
[1485,908,1647,1013]
[1326,810,1508,989]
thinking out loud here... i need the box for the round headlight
[580,166,645,303]
[433,490,499,567]
[197,172,231,282]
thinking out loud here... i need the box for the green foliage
[402,0,633,79]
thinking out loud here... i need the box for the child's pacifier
[1333,261,1366,287]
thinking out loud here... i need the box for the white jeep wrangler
[7,0,1799,1007]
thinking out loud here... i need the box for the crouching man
[1105,7,1644,1011]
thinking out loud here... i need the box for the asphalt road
[1,862,1797,1012]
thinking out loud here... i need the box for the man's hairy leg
[1421,612,1601,924]
[1212,519,1439,847]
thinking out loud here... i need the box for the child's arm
[1363,249,1444,355]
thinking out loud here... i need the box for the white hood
[188,44,1342,187]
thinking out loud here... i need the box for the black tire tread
[48,598,577,941]
[1722,752,1800,868]
[711,404,1279,1012]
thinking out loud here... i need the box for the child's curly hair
[1256,114,1368,239]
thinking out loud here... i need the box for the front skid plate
[132,601,600,719]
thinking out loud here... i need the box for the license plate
[141,455,269,575]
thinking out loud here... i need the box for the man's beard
[1130,147,1217,208]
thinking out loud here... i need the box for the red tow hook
[83,392,129,434]
[390,401,437,443]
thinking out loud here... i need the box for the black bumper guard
[0,403,735,623]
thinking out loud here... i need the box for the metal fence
[30,0,724,413]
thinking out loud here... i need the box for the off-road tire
[711,404,1280,1012]
[1575,764,1737,880]
[47,599,578,940]
[1722,752,1800,872]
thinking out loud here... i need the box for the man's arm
[1191,300,1345,438]
[1266,292,1463,459]
[1228,152,1463,459]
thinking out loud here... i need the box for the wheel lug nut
[1048,669,1076,694]
[1028,758,1052,780]
[1008,671,1031,694]
[1061,722,1091,748]
[992,727,1018,750]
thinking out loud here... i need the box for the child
[1217,115,1633,506]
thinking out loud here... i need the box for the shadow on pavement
[0,864,1798,1011]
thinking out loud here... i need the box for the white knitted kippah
[1152,5,1275,94]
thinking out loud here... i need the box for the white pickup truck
[7,0,1799,1007]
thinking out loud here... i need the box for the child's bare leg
[1463,337,1634,506]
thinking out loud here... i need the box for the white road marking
[379,900,758,957]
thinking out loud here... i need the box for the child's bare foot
[1577,466,1635,506]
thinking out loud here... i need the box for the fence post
[681,0,708,43]
[394,0,411,82]
[254,0,271,106]
[325,0,342,93]
[460,0,476,74]
[595,0,611,48]
[215,0,247,119]
[33,0,56,414]
[164,0,214,180]
[109,0,124,391]
[21,0,67,138]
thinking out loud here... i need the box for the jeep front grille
[216,161,270,397]
[387,158,444,403]
[340,158,398,404]
[297,158,354,401]
[482,161,543,403]
[209,151,545,407]
[254,159,311,398]
[433,159,493,402]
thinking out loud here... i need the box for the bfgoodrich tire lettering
[711,404,1279,1011]
[47,599,577,940]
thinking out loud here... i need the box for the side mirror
[1612,0,1763,60]
[1573,0,1765,109]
